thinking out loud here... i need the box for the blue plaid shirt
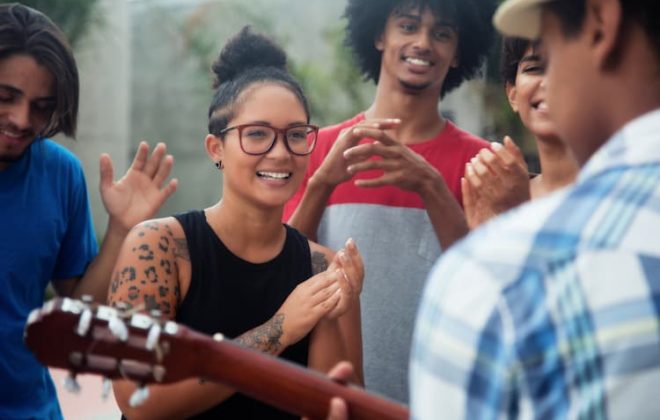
[410,109,660,419]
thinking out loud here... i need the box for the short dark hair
[544,0,660,57]
[500,37,542,85]
[344,0,497,97]
[208,26,310,136]
[0,3,79,138]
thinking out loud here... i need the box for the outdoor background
[21,0,526,418]
[24,0,530,238]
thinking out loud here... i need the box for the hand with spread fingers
[99,141,178,233]
[311,119,401,188]
[462,136,530,229]
[343,125,442,197]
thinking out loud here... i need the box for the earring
[214,161,222,170]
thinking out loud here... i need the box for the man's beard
[399,79,432,94]
[0,154,23,163]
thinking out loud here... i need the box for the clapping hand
[343,124,441,196]
[312,119,401,188]
[462,136,530,229]
[325,238,364,319]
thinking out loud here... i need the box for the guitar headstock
[24,297,198,387]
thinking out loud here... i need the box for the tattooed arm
[109,218,346,419]
[52,143,177,302]
[109,217,246,419]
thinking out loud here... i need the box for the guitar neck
[180,329,409,420]
[24,298,409,420]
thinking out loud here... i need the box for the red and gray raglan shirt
[284,113,489,403]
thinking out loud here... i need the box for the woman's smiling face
[506,45,559,142]
[210,82,311,210]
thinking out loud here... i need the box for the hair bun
[211,26,287,89]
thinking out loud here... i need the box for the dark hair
[208,26,310,135]
[0,3,79,138]
[500,37,542,85]
[343,0,496,97]
[545,0,660,56]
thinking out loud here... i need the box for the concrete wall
[58,0,132,236]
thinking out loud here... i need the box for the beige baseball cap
[493,0,554,39]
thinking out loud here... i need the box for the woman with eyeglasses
[108,27,364,419]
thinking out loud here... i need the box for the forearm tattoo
[235,314,285,355]
[109,221,187,317]
[311,251,329,274]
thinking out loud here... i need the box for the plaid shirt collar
[580,108,660,182]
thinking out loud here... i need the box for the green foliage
[17,0,102,49]
[179,0,371,126]
[288,25,372,126]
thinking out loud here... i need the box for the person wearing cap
[408,0,660,418]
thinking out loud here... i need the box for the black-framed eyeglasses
[218,123,319,156]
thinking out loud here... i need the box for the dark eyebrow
[519,54,543,64]
[394,13,456,30]
[248,121,308,128]
[0,84,22,95]
[0,84,55,103]
[394,13,421,21]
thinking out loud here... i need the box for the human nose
[412,30,432,52]
[266,129,290,158]
[7,100,31,130]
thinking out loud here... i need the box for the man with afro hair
[284,0,496,403]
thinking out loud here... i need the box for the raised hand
[99,142,178,233]
[462,136,530,229]
[277,269,343,347]
[311,119,401,188]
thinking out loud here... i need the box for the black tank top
[173,210,312,419]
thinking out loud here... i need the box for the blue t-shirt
[0,140,98,419]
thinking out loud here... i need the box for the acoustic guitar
[24,297,409,419]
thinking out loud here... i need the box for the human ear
[586,0,624,70]
[375,32,384,51]
[205,133,224,166]
[505,82,519,113]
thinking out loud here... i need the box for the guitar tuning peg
[101,378,112,401]
[145,323,162,351]
[115,302,129,315]
[129,385,150,407]
[76,307,93,336]
[63,371,81,394]
[108,314,128,341]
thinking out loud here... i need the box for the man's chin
[0,150,29,165]
[399,79,433,94]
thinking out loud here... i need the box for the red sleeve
[282,121,348,222]
[283,177,306,221]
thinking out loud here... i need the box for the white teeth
[257,171,291,180]
[1,129,22,138]
[533,101,548,111]
[405,57,431,66]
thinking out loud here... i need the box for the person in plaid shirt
[410,0,660,418]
